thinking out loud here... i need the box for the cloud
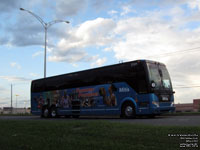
[32,51,43,57]
[48,18,116,63]
[108,10,118,16]
[91,0,114,11]
[0,0,22,14]
[108,4,200,62]
[128,0,187,7]
[120,6,135,16]
[55,0,114,18]
[5,9,67,47]
[0,76,31,82]
[0,86,7,92]
[111,17,182,61]
[91,57,107,67]
[0,36,9,45]
[29,73,39,77]
[167,51,200,88]
[48,47,88,62]
[73,18,116,46]
[0,101,9,105]
[126,0,200,14]
[10,62,21,69]
[55,0,87,17]
[72,63,78,67]
[7,14,44,47]
[1,0,113,48]
[182,0,200,11]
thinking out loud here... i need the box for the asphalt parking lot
[0,115,200,126]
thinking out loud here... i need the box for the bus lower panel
[137,106,175,115]
[32,107,175,117]
[57,109,120,116]
[151,106,175,115]
[31,110,41,116]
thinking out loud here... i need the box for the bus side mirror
[151,81,156,88]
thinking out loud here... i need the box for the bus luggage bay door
[71,99,80,116]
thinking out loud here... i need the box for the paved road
[0,115,199,126]
[111,116,200,126]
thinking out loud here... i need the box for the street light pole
[44,27,47,78]
[20,8,70,78]
[15,94,19,108]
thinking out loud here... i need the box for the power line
[147,46,200,58]
[146,46,200,88]
[174,85,200,89]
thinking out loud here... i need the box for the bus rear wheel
[42,107,50,118]
[121,102,136,119]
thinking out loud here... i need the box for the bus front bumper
[151,106,175,114]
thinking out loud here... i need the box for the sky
[1,0,200,108]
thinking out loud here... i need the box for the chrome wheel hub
[51,110,56,117]
[44,108,49,118]
[125,106,133,117]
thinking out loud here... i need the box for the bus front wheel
[121,102,136,119]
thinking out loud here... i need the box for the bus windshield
[147,63,172,91]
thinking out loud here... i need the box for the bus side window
[137,68,148,93]
[111,84,117,91]
[32,81,45,92]
[138,80,147,93]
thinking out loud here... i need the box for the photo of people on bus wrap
[99,85,117,106]
[33,84,118,110]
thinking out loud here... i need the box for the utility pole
[11,84,13,114]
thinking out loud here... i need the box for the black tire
[121,102,136,119]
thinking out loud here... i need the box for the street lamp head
[20,8,25,11]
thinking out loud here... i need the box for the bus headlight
[152,101,159,107]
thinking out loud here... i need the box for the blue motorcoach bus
[31,60,175,118]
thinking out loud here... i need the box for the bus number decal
[119,87,130,93]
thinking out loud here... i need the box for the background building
[175,99,200,112]
[1,107,30,114]
[193,99,200,112]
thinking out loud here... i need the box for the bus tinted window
[31,80,45,92]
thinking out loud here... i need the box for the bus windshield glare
[147,63,172,90]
